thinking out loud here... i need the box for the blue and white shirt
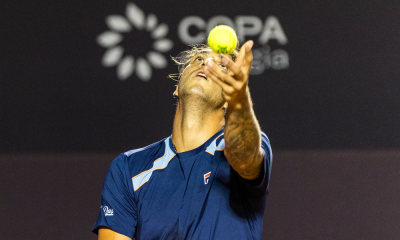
[93,129,272,240]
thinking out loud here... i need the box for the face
[175,49,230,109]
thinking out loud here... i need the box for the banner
[1,0,399,152]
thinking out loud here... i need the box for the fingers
[243,41,254,73]
[221,56,244,80]
[206,70,236,95]
[221,40,253,79]
[203,40,253,98]
[235,42,247,66]
[204,61,241,90]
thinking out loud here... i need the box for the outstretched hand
[204,40,254,109]
[204,40,263,180]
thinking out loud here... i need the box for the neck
[171,98,225,153]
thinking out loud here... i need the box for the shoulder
[112,138,170,178]
[260,131,272,155]
[123,138,167,157]
[261,131,271,144]
[211,131,271,153]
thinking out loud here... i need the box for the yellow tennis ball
[207,25,238,54]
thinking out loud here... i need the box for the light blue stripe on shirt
[131,137,176,191]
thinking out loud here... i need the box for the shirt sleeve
[236,131,273,197]
[92,153,138,238]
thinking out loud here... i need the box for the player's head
[169,44,239,83]
[169,44,239,110]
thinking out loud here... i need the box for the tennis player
[93,40,273,240]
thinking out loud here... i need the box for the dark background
[1,0,399,239]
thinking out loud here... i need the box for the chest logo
[204,171,211,184]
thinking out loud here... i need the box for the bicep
[98,227,132,240]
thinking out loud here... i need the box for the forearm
[224,89,264,180]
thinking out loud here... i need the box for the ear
[173,85,179,97]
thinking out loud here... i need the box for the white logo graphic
[204,171,211,184]
[97,2,173,81]
[178,16,289,74]
[102,206,114,216]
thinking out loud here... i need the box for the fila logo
[204,171,211,184]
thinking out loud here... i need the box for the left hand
[204,40,254,109]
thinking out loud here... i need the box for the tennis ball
[207,25,238,54]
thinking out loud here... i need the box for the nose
[203,57,214,67]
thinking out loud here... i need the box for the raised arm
[223,90,264,180]
[204,40,264,180]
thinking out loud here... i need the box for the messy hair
[168,44,240,82]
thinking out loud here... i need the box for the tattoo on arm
[224,95,264,180]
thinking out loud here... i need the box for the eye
[195,56,203,62]
[219,64,227,70]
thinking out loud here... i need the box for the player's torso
[129,136,262,240]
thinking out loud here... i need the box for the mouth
[195,71,208,80]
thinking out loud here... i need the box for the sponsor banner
[96,3,289,82]
[1,0,400,151]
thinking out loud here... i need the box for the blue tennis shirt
[93,129,272,240]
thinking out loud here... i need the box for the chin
[189,86,205,95]
[182,82,205,96]
[180,86,208,101]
